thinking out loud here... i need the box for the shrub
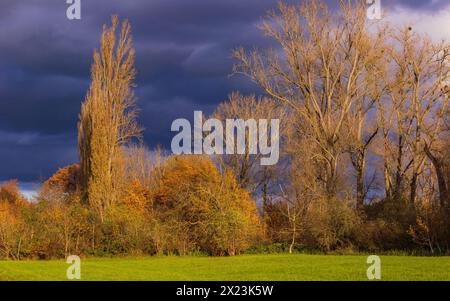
[152,155,262,255]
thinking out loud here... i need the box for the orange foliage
[0,198,27,259]
[42,164,80,193]
[153,155,220,207]
[0,180,27,206]
[152,155,262,255]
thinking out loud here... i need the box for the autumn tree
[0,202,26,259]
[78,16,142,222]
[152,155,261,255]
[42,164,80,195]
[0,180,26,206]
[0,181,29,259]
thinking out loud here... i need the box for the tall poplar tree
[78,16,142,221]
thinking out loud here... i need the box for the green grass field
[0,254,449,281]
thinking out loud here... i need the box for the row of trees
[232,0,449,253]
[1,1,448,259]
[0,154,261,259]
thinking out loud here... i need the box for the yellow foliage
[123,180,151,212]
[152,155,262,255]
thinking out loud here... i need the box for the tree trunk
[289,217,296,254]
[394,135,404,201]
[425,145,449,210]
[354,150,366,210]
[410,172,418,206]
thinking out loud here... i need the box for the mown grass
[0,254,449,281]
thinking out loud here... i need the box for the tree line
[0,1,448,259]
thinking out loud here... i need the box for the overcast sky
[0,0,449,183]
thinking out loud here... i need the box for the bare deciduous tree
[234,0,386,200]
[212,92,285,212]
[378,28,449,207]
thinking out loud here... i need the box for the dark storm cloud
[0,0,447,182]
[0,0,275,182]
[0,131,77,181]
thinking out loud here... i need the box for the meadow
[1,254,449,281]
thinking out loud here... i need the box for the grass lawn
[0,254,449,281]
